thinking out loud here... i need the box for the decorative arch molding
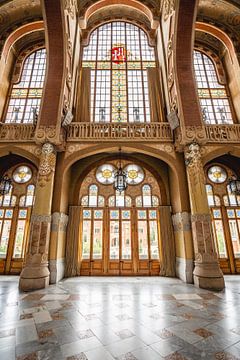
[195,22,238,64]
[70,154,168,206]
[63,144,178,177]
[1,21,44,62]
[81,16,155,47]
[201,145,240,166]
[0,145,40,167]
[0,17,43,57]
[79,0,159,30]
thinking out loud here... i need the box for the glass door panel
[82,210,92,259]
[121,209,131,259]
[137,210,148,259]
[212,208,227,258]
[0,209,13,258]
[93,217,103,259]
[227,208,240,259]
[110,210,119,260]
[13,208,28,258]
[149,220,159,260]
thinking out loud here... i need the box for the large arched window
[82,22,156,123]
[4,48,46,124]
[193,50,234,124]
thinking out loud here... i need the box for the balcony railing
[67,122,173,142]
[0,123,35,142]
[205,124,240,143]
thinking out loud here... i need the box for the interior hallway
[0,276,240,360]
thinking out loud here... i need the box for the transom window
[5,48,46,124]
[193,50,233,124]
[82,22,156,123]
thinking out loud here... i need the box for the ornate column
[184,142,225,290]
[19,143,56,291]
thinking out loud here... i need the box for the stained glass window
[193,51,233,124]
[81,185,105,207]
[5,48,46,124]
[82,22,155,123]
[13,166,32,184]
[96,164,116,184]
[208,166,227,184]
[124,164,144,185]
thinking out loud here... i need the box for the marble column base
[193,261,225,291]
[19,265,50,292]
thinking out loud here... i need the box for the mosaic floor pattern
[0,276,240,360]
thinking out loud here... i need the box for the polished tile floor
[0,276,240,360]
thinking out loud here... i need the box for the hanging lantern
[228,176,240,196]
[113,148,127,193]
[0,175,12,195]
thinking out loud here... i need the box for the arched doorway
[0,162,36,274]
[79,160,161,275]
[205,163,240,274]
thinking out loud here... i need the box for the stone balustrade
[0,123,35,142]
[67,122,173,142]
[205,124,240,143]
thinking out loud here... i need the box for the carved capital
[172,212,191,232]
[38,143,56,187]
[51,212,69,232]
[191,213,211,223]
[184,142,202,167]
[31,214,52,223]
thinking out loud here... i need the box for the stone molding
[31,214,52,223]
[51,212,69,232]
[191,213,211,223]
[172,212,191,232]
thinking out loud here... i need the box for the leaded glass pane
[5,48,46,124]
[82,22,155,123]
[193,50,233,124]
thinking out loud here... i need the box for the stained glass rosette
[124,164,144,185]
[13,166,32,184]
[208,166,227,184]
[96,164,116,184]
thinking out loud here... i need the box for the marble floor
[0,276,240,360]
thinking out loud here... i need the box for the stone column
[184,142,225,290]
[19,143,56,291]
